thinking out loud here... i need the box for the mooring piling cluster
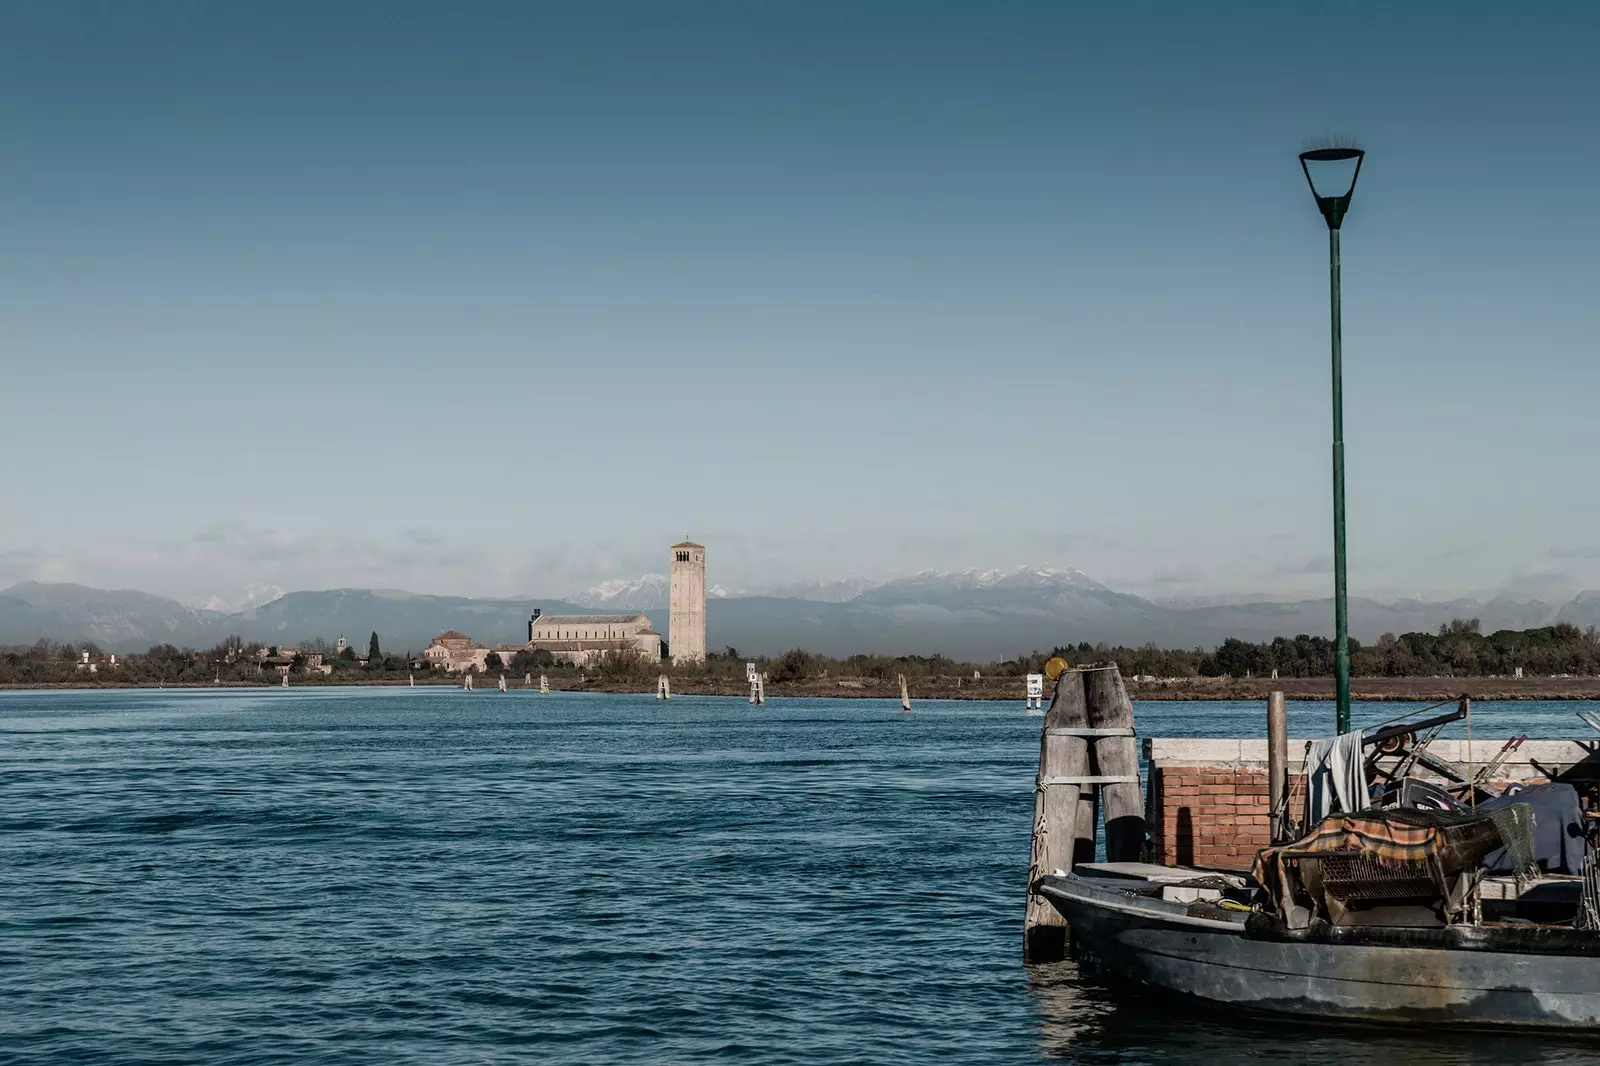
[1023,663,1146,962]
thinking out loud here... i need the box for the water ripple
[2,691,1597,1063]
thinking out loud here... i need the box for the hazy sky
[4,1,1598,606]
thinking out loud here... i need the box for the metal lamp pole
[1299,146,1365,735]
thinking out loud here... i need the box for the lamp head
[1299,145,1365,230]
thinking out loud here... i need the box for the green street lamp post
[1299,146,1365,735]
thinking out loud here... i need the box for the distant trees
[484,652,504,671]
[767,648,817,683]
[368,632,381,661]
[510,649,554,672]
[591,647,653,680]
[1163,620,1600,679]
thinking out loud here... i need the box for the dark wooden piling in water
[1023,669,1092,962]
[1082,666,1145,863]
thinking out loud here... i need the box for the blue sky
[3,1,1597,606]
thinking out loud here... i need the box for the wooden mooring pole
[1024,663,1145,962]
[898,673,911,712]
[1082,666,1145,863]
[1023,668,1092,962]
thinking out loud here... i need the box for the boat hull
[1040,874,1600,1031]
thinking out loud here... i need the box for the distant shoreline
[6,674,1600,701]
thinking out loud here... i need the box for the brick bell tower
[668,540,706,664]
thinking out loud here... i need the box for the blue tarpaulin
[1480,782,1587,875]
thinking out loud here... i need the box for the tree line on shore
[685,620,1600,684]
[5,618,1600,686]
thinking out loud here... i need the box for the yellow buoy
[1044,656,1069,680]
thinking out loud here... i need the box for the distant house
[74,650,117,674]
[422,630,492,673]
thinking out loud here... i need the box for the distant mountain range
[5,568,1600,661]
[571,574,873,609]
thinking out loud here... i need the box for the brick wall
[1143,739,1313,871]
[1148,765,1300,870]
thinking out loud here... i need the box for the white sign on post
[746,662,758,683]
[1024,672,1044,712]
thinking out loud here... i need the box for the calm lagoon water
[2,688,1597,1064]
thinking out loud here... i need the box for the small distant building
[423,630,492,673]
[260,655,295,674]
[73,650,122,674]
[518,610,662,667]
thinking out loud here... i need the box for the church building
[521,610,662,666]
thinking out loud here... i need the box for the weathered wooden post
[1024,668,1092,962]
[1074,783,1098,870]
[539,674,549,694]
[1268,690,1288,843]
[898,673,911,712]
[657,674,671,700]
[1082,665,1145,863]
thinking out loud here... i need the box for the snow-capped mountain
[762,576,880,603]
[573,574,670,610]
[856,566,1118,610]
[573,567,1106,611]
[188,583,287,614]
[575,573,875,607]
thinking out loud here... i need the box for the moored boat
[1035,868,1600,1030]
[1035,799,1600,1031]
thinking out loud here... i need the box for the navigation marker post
[1025,673,1045,713]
